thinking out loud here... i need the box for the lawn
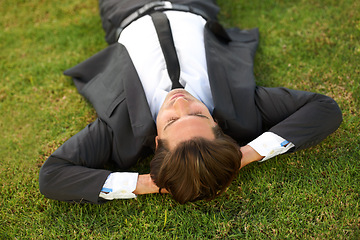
[1,0,359,239]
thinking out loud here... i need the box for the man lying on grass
[39,0,342,204]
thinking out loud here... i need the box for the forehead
[163,116,215,149]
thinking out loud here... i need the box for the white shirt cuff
[248,132,295,162]
[99,172,138,200]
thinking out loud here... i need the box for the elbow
[39,163,50,197]
[320,94,343,130]
[38,157,58,199]
[334,103,343,128]
[329,96,343,128]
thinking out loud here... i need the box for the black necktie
[150,12,183,89]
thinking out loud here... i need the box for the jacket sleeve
[254,86,342,152]
[39,118,114,204]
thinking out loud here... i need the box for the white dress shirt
[99,11,294,200]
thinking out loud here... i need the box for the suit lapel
[204,23,236,126]
[121,46,157,138]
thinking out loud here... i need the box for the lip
[170,93,185,101]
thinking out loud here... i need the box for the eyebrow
[163,114,210,131]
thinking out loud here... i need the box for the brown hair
[150,125,241,204]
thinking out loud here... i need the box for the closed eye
[163,112,209,131]
[167,117,179,124]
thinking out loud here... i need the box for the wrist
[240,145,264,169]
[133,174,159,195]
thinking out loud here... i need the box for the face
[156,89,217,150]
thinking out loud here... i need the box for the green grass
[1,0,359,239]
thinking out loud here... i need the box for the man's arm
[133,174,168,195]
[98,172,168,200]
[255,87,342,152]
[39,119,115,204]
[239,145,263,169]
[239,87,342,169]
[240,132,295,168]
[39,118,165,203]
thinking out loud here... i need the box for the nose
[173,97,190,115]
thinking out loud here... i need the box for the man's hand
[132,174,168,195]
[239,145,264,169]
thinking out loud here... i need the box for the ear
[155,136,159,150]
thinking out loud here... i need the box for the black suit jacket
[39,1,342,204]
